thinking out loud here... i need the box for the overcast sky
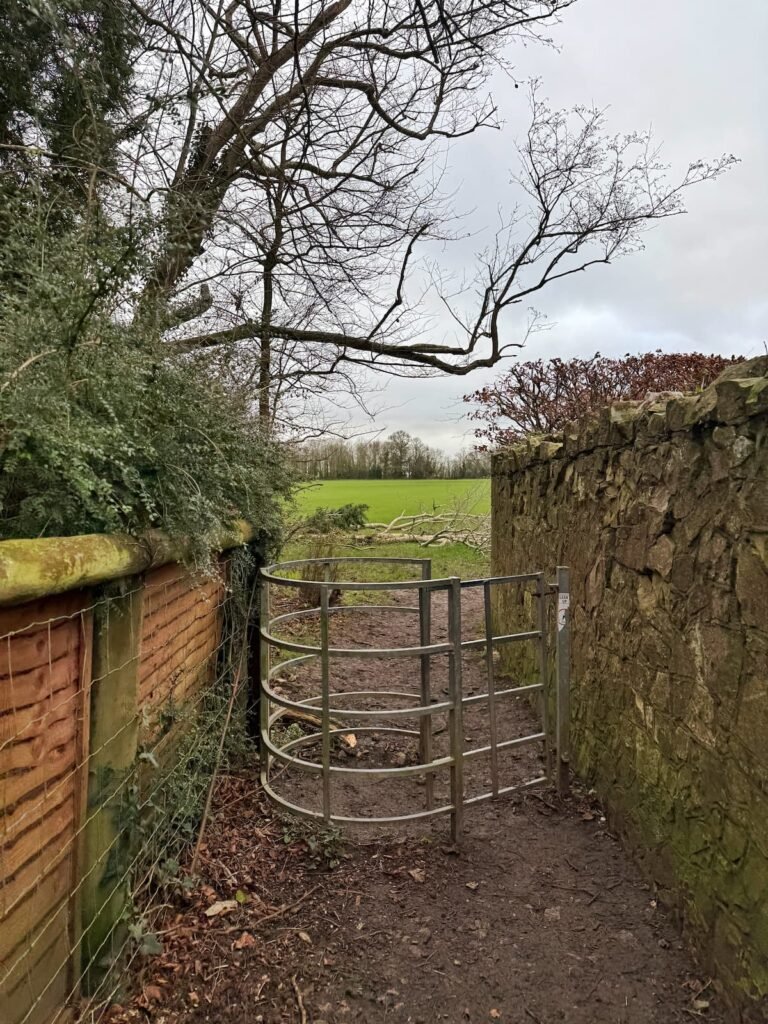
[362,0,768,452]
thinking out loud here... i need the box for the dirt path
[104,587,732,1024]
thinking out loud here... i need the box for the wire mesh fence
[0,554,255,1024]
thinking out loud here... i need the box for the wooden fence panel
[1,556,235,1023]
[139,563,226,739]
[0,592,92,1024]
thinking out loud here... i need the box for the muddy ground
[101,584,739,1024]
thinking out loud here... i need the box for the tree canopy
[0,1,736,544]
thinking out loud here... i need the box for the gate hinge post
[448,576,465,844]
[556,566,571,797]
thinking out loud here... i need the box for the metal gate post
[535,573,553,783]
[448,577,465,843]
[555,566,571,796]
[320,583,332,821]
[482,580,499,799]
[419,560,434,809]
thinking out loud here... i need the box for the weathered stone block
[722,819,749,862]
[615,522,649,571]
[735,541,768,630]
[692,622,745,713]
[648,534,675,578]
[716,376,768,423]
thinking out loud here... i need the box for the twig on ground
[291,975,308,1024]
[255,885,322,929]
[531,793,559,813]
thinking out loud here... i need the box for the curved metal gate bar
[259,557,570,842]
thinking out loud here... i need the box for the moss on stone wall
[491,358,768,1013]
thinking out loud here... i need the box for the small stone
[543,907,561,921]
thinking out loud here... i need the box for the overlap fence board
[0,529,254,1024]
[0,592,91,1024]
[139,563,226,736]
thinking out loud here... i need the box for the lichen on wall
[491,358,768,1011]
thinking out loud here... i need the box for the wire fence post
[69,607,94,1006]
[556,566,571,797]
[258,572,271,786]
[80,581,144,994]
[418,560,434,810]
[244,542,264,741]
[448,577,464,843]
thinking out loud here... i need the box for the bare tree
[115,0,734,428]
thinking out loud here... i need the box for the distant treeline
[292,431,489,480]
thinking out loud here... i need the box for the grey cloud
[351,0,768,452]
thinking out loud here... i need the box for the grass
[282,478,491,587]
[293,478,490,524]
[280,539,488,583]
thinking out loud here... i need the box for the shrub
[0,181,290,557]
[465,351,742,448]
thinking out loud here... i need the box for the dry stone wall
[491,359,768,1010]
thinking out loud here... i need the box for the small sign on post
[557,591,570,632]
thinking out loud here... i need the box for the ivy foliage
[0,181,291,555]
[0,0,138,198]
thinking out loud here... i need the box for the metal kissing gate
[259,558,570,843]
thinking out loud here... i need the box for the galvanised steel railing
[259,557,570,842]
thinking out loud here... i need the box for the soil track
[103,586,735,1024]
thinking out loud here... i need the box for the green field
[293,478,490,523]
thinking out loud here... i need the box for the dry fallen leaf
[205,899,238,918]
[490,1010,502,1020]
[298,931,312,944]
[233,931,256,950]
[692,998,710,1011]
[138,984,163,1006]
[466,881,479,891]
[408,867,426,883]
